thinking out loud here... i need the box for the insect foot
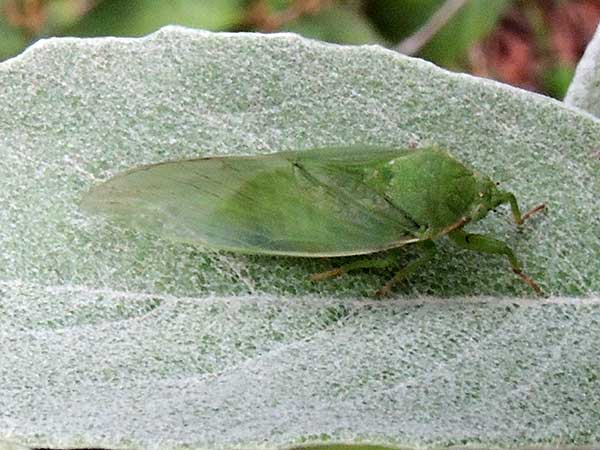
[309,268,345,281]
[512,268,544,296]
[520,203,546,224]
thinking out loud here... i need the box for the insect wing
[81,147,421,256]
[292,146,423,234]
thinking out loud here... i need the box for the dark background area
[1,0,599,99]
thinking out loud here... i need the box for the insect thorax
[363,148,494,236]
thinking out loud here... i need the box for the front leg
[495,191,545,225]
[448,229,542,295]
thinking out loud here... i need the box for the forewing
[292,146,422,233]
[81,147,421,256]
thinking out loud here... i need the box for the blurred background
[0,0,599,99]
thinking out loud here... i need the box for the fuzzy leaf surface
[0,27,599,450]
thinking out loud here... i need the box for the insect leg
[496,192,545,225]
[376,241,437,296]
[448,229,543,295]
[309,252,399,281]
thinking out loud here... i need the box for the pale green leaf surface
[565,24,600,117]
[0,27,599,450]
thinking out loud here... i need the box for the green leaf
[565,24,600,117]
[1,27,599,450]
[282,5,386,45]
[367,0,441,41]
[368,0,511,68]
[0,20,27,60]
[63,0,245,36]
[419,0,512,67]
[542,64,574,100]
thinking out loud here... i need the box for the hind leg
[310,241,438,296]
[375,241,437,296]
[309,251,399,281]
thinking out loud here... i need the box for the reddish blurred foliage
[471,0,600,92]
[245,0,332,31]
[547,0,600,63]
[2,0,46,35]
[2,0,97,37]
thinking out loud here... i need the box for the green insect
[81,146,545,295]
